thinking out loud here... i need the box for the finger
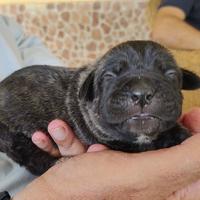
[48,119,86,156]
[32,131,60,157]
[167,179,200,200]
[181,107,200,134]
[128,133,200,198]
[87,144,109,152]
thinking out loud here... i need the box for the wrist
[12,176,56,200]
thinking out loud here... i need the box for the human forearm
[12,152,132,200]
[152,13,200,50]
[12,177,55,200]
[13,136,200,200]
[13,109,200,200]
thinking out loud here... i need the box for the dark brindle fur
[0,41,199,175]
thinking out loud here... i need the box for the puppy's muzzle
[104,76,162,135]
[122,114,160,135]
[126,78,156,107]
[104,76,158,124]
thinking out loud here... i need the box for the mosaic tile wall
[0,0,150,67]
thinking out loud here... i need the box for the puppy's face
[79,41,200,146]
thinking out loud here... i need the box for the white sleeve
[0,153,36,197]
[3,16,64,67]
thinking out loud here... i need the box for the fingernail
[87,144,108,152]
[51,127,66,141]
[32,138,47,148]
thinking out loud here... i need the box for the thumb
[162,133,200,193]
[87,144,109,152]
[166,179,200,200]
[181,108,200,134]
[135,133,200,198]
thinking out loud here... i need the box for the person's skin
[32,119,86,157]
[167,108,200,200]
[152,6,200,50]
[12,108,200,200]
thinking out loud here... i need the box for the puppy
[0,41,199,175]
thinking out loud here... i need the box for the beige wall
[0,0,150,67]
[0,0,198,111]
[0,0,111,4]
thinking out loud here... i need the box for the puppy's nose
[131,89,154,106]
[125,78,155,106]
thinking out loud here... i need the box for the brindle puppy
[0,41,199,175]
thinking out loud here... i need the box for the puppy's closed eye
[165,70,178,79]
[103,72,117,80]
[112,60,129,75]
[165,70,180,86]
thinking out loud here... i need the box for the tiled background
[0,0,150,67]
[0,0,199,112]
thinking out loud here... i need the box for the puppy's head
[79,41,200,147]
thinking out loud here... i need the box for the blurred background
[0,0,150,67]
[0,0,199,111]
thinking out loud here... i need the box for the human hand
[31,119,108,157]
[14,108,200,200]
[31,119,87,157]
[166,107,200,200]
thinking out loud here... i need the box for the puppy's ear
[79,70,95,101]
[181,68,200,90]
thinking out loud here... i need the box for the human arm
[14,108,200,200]
[151,6,200,50]
[167,108,200,200]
